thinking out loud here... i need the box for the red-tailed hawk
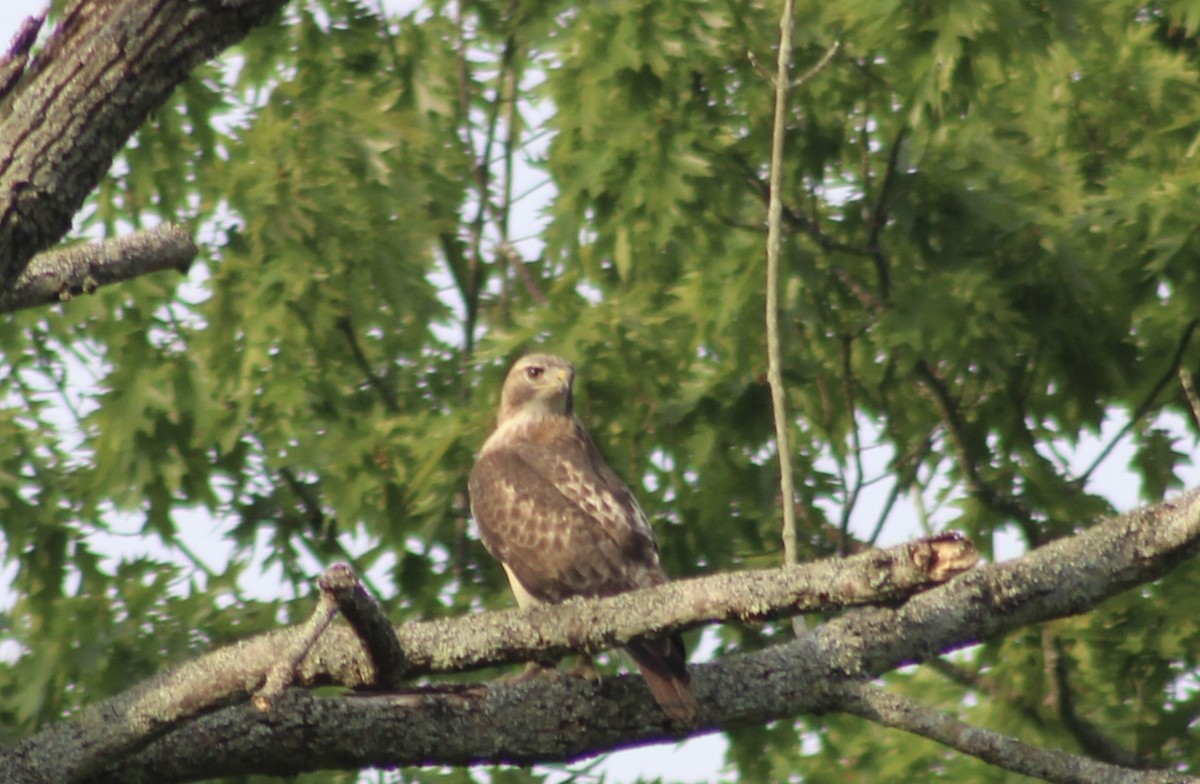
[469,354,698,722]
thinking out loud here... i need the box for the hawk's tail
[625,633,699,723]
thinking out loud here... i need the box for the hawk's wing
[468,418,664,604]
[469,414,698,722]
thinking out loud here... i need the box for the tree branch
[1181,365,1200,430]
[318,563,408,690]
[1048,635,1144,768]
[765,0,800,569]
[915,358,1043,542]
[832,684,1178,784]
[5,488,1199,781]
[40,487,1200,783]
[0,223,195,313]
[335,315,400,413]
[1078,318,1199,485]
[0,0,286,286]
[0,13,44,102]
[0,535,976,783]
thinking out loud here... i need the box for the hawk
[468,354,698,722]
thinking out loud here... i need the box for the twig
[28,326,86,427]
[746,50,773,82]
[790,41,840,89]
[832,683,1169,784]
[865,435,932,546]
[1049,636,1144,768]
[279,467,328,533]
[914,359,1041,542]
[452,0,491,361]
[765,0,801,571]
[497,35,519,242]
[1078,319,1198,485]
[336,315,400,413]
[865,125,907,298]
[837,334,864,552]
[499,241,547,306]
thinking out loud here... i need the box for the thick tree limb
[0,0,286,287]
[0,14,44,101]
[0,222,194,312]
[3,489,1199,782]
[57,487,1200,783]
[0,535,977,783]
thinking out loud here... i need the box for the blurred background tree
[1,0,1198,780]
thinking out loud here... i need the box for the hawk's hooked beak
[554,367,573,411]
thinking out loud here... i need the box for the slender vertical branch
[837,333,865,553]
[765,0,799,568]
[763,27,839,568]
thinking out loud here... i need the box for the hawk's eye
[525,366,544,380]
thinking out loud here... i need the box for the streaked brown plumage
[468,354,698,722]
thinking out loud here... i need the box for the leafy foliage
[2,0,1199,780]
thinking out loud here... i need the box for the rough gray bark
[0,0,286,287]
[0,535,977,783]
[1,489,1197,783]
[0,222,195,312]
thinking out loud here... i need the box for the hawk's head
[498,354,575,421]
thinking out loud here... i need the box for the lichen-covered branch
[3,489,1198,782]
[0,535,977,783]
[316,563,408,690]
[57,487,1200,783]
[0,0,286,286]
[0,223,195,312]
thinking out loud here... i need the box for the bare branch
[1078,318,1199,484]
[832,684,1176,784]
[765,0,800,569]
[0,223,195,313]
